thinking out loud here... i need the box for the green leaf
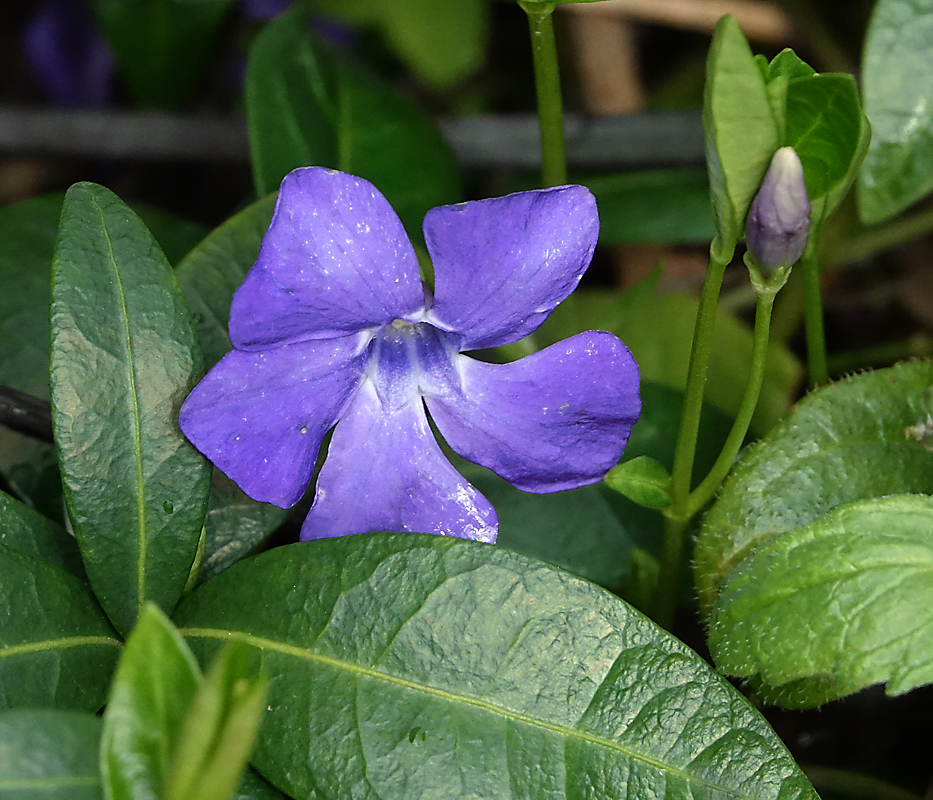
[584,169,716,245]
[604,455,672,509]
[0,709,103,799]
[133,205,209,267]
[246,9,460,234]
[696,361,933,617]
[50,183,211,635]
[703,14,780,252]
[859,0,933,223]
[197,473,288,583]
[455,382,730,595]
[0,545,121,712]
[232,769,286,800]
[0,195,206,515]
[461,467,638,591]
[91,0,235,108]
[611,292,802,436]
[809,108,871,236]
[767,49,816,80]
[174,535,817,800]
[0,196,62,513]
[709,495,933,707]
[0,489,83,579]
[101,604,201,800]
[176,195,275,369]
[784,74,862,200]
[166,644,265,800]
[174,196,289,581]
[311,0,489,89]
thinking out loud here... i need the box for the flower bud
[746,147,811,269]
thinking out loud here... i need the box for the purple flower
[746,146,811,269]
[179,168,641,542]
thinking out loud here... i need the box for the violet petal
[229,168,424,350]
[424,185,599,350]
[426,331,640,492]
[300,383,498,542]
[179,335,368,507]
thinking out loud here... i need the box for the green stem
[652,243,730,628]
[827,201,933,266]
[686,288,775,517]
[800,247,828,386]
[519,1,567,188]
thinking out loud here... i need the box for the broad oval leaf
[101,604,201,800]
[710,495,933,707]
[50,183,211,635]
[0,488,83,578]
[91,0,234,108]
[585,168,716,245]
[174,535,817,800]
[695,360,933,616]
[246,9,460,235]
[859,0,933,223]
[784,73,862,200]
[0,709,103,799]
[311,0,488,89]
[703,15,779,251]
[0,544,121,711]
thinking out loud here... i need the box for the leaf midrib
[180,626,760,800]
[0,635,122,658]
[93,195,148,617]
[0,776,99,790]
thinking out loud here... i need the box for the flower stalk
[519,1,567,188]
[653,241,730,628]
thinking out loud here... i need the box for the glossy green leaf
[311,0,488,88]
[50,183,211,635]
[604,455,672,509]
[0,196,62,512]
[710,495,933,707]
[91,0,235,108]
[174,535,817,800]
[197,473,288,583]
[696,360,933,617]
[809,108,871,237]
[767,49,815,80]
[101,604,201,800]
[0,709,103,799]
[246,9,460,234]
[0,195,206,515]
[232,769,286,800]
[0,489,83,579]
[174,196,289,581]
[859,0,933,223]
[462,467,637,591]
[584,169,716,245]
[703,14,779,252]
[0,545,121,712]
[784,74,862,200]
[166,644,265,800]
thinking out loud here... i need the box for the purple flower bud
[746,146,811,269]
